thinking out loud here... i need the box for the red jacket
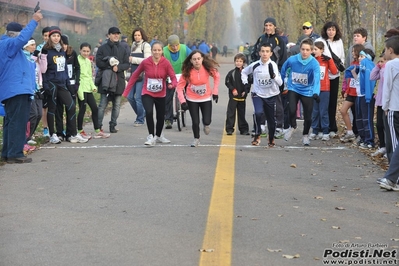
[123,56,177,98]
[315,56,338,92]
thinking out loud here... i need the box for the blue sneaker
[43,128,50,137]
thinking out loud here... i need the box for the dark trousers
[2,94,31,159]
[351,104,358,135]
[77,92,99,131]
[164,88,175,123]
[225,98,249,134]
[28,96,42,141]
[187,100,212,139]
[275,93,284,128]
[384,110,399,162]
[328,76,339,133]
[355,96,375,146]
[281,93,290,129]
[47,83,77,137]
[55,94,76,137]
[142,94,166,137]
[252,94,276,143]
[376,106,385,148]
[288,91,313,135]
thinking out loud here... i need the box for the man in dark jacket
[96,26,129,133]
[0,11,43,164]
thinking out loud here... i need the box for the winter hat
[167,35,180,45]
[303,21,312,28]
[384,28,399,38]
[6,22,23,32]
[264,17,276,26]
[61,34,69,45]
[48,26,61,37]
[23,39,36,49]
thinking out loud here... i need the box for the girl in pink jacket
[176,50,220,147]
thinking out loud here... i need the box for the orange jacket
[315,56,338,92]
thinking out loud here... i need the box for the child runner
[370,53,387,157]
[280,38,321,145]
[123,41,177,146]
[225,53,250,136]
[176,50,220,147]
[340,44,364,143]
[242,44,283,146]
[77,42,110,139]
[355,49,376,149]
[309,41,338,141]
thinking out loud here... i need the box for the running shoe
[204,125,210,135]
[155,134,171,144]
[309,133,317,140]
[251,135,261,146]
[274,128,284,139]
[133,121,144,127]
[144,134,156,146]
[379,178,399,191]
[93,130,110,139]
[316,132,323,140]
[303,136,310,146]
[78,131,92,140]
[43,127,50,137]
[68,135,89,143]
[191,138,200,147]
[321,134,330,141]
[329,131,337,138]
[340,133,356,143]
[284,127,295,141]
[27,139,37,145]
[371,147,386,157]
[50,133,61,144]
[165,120,172,129]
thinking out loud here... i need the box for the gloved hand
[268,63,275,79]
[244,83,251,93]
[248,73,253,84]
[212,94,219,103]
[33,50,40,57]
[109,57,119,66]
[321,54,331,61]
[41,49,48,55]
[181,102,189,111]
[313,93,320,103]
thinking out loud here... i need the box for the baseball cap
[108,27,121,34]
[303,22,312,28]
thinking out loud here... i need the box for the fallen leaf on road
[335,207,345,210]
[290,164,297,168]
[199,249,214,252]
[354,237,362,240]
[321,218,327,221]
[293,206,299,209]
[339,240,350,243]
[314,257,320,260]
[267,248,282,252]
[300,234,307,237]
[332,226,340,229]
[251,218,258,220]
[282,254,300,259]
[314,196,323,199]
[278,214,283,217]
[330,189,337,192]
[392,239,399,242]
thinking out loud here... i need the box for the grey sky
[230,0,248,16]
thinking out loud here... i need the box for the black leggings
[328,77,339,132]
[288,91,313,135]
[142,94,166,137]
[187,100,212,139]
[77,92,99,131]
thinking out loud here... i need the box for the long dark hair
[181,50,219,81]
[321,21,342,41]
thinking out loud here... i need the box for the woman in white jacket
[127,27,151,126]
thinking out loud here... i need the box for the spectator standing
[120,35,131,55]
[302,21,320,41]
[222,45,228,57]
[198,40,210,55]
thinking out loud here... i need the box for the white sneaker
[275,128,284,138]
[316,132,323,140]
[191,138,200,147]
[155,134,171,144]
[50,133,61,144]
[69,134,89,143]
[204,125,210,135]
[144,134,155,146]
[303,135,310,146]
[371,147,386,157]
[329,131,337,138]
[309,133,316,140]
[27,139,37,145]
[321,134,330,141]
[284,127,295,141]
[93,130,110,139]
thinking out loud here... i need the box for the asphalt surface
[0,57,398,266]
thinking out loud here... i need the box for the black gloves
[248,73,254,84]
[268,63,275,79]
[41,49,48,55]
[313,93,320,103]
[244,83,251,93]
[181,102,189,111]
[212,94,219,103]
[33,50,40,57]
[321,54,331,61]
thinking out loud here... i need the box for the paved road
[0,58,397,266]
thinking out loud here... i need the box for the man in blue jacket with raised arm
[0,11,43,164]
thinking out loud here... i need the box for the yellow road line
[199,133,236,266]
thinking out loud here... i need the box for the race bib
[56,56,65,72]
[320,66,326,80]
[147,78,163,92]
[67,64,73,79]
[349,78,360,89]
[257,73,273,88]
[291,72,308,85]
[190,84,207,96]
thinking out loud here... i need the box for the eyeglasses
[303,26,312,30]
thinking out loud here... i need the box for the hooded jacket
[0,19,38,103]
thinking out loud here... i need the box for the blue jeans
[311,91,330,134]
[98,94,121,128]
[127,80,145,124]
[2,94,31,158]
